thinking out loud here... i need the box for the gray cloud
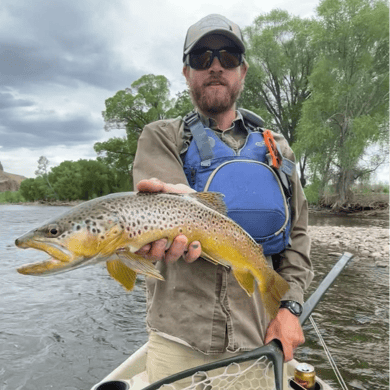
[0,91,35,110]
[0,0,140,91]
[0,114,99,149]
[0,0,144,157]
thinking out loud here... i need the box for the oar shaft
[300,252,354,326]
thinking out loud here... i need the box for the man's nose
[208,57,223,71]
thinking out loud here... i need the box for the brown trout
[15,192,289,318]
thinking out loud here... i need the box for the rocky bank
[0,162,26,192]
[309,225,389,268]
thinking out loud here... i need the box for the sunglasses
[186,48,243,70]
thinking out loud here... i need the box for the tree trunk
[332,169,354,211]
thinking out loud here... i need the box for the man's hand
[264,308,305,362]
[135,178,202,264]
[137,177,196,194]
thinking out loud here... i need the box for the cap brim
[183,29,245,59]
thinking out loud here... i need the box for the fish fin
[116,248,164,281]
[232,268,255,296]
[106,259,137,291]
[187,192,228,216]
[258,267,290,319]
[201,250,230,268]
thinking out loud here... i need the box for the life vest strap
[184,112,213,167]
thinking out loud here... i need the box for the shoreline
[309,224,389,269]
[3,200,389,216]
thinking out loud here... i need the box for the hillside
[0,163,27,192]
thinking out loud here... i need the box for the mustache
[203,76,228,87]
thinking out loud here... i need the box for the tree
[166,90,194,118]
[241,10,317,186]
[103,74,174,134]
[94,137,136,191]
[48,160,117,200]
[101,75,193,188]
[294,0,389,209]
[35,156,58,199]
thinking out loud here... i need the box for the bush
[0,191,25,203]
[303,180,322,205]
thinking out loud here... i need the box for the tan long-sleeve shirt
[133,112,313,354]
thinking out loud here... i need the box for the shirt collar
[196,109,247,132]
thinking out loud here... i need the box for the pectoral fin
[116,248,164,281]
[233,268,255,296]
[106,259,137,291]
[201,250,230,268]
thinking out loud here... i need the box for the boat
[90,342,333,390]
[90,253,354,390]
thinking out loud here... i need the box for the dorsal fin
[186,192,228,216]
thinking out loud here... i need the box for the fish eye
[47,225,61,237]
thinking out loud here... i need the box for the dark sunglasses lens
[189,49,241,70]
[219,51,241,68]
[189,51,212,70]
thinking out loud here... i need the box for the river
[0,205,388,390]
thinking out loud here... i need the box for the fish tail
[256,267,290,319]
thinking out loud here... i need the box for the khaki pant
[146,332,277,389]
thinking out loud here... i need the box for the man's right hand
[135,178,202,264]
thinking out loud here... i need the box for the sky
[1,0,388,183]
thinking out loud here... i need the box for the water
[1,205,388,390]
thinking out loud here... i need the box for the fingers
[137,178,165,193]
[136,178,196,194]
[135,235,202,264]
[184,241,202,263]
[264,309,305,362]
[165,235,188,264]
[135,238,167,261]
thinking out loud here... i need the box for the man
[133,14,313,386]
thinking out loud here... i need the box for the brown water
[0,205,388,390]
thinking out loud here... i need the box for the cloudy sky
[1,0,388,183]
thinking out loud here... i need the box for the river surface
[0,205,388,390]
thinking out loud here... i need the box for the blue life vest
[182,111,293,256]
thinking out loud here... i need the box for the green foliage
[49,160,116,200]
[294,0,389,207]
[103,74,175,134]
[94,137,135,191]
[242,10,316,144]
[166,90,194,118]
[0,191,25,203]
[20,177,52,201]
[18,159,124,202]
[241,10,317,187]
[303,179,322,205]
[101,74,193,188]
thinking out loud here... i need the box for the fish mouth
[15,237,76,275]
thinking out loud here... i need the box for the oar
[130,252,355,390]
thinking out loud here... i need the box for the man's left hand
[264,308,305,362]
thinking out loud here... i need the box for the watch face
[291,302,301,315]
[282,301,302,316]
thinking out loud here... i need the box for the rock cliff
[0,162,27,192]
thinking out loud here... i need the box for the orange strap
[263,129,282,169]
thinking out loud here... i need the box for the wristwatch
[280,300,303,316]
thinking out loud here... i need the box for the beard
[188,76,243,116]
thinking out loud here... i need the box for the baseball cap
[183,14,245,62]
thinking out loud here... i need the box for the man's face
[183,35,247,116]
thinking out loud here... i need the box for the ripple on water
[1,205,388,389]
